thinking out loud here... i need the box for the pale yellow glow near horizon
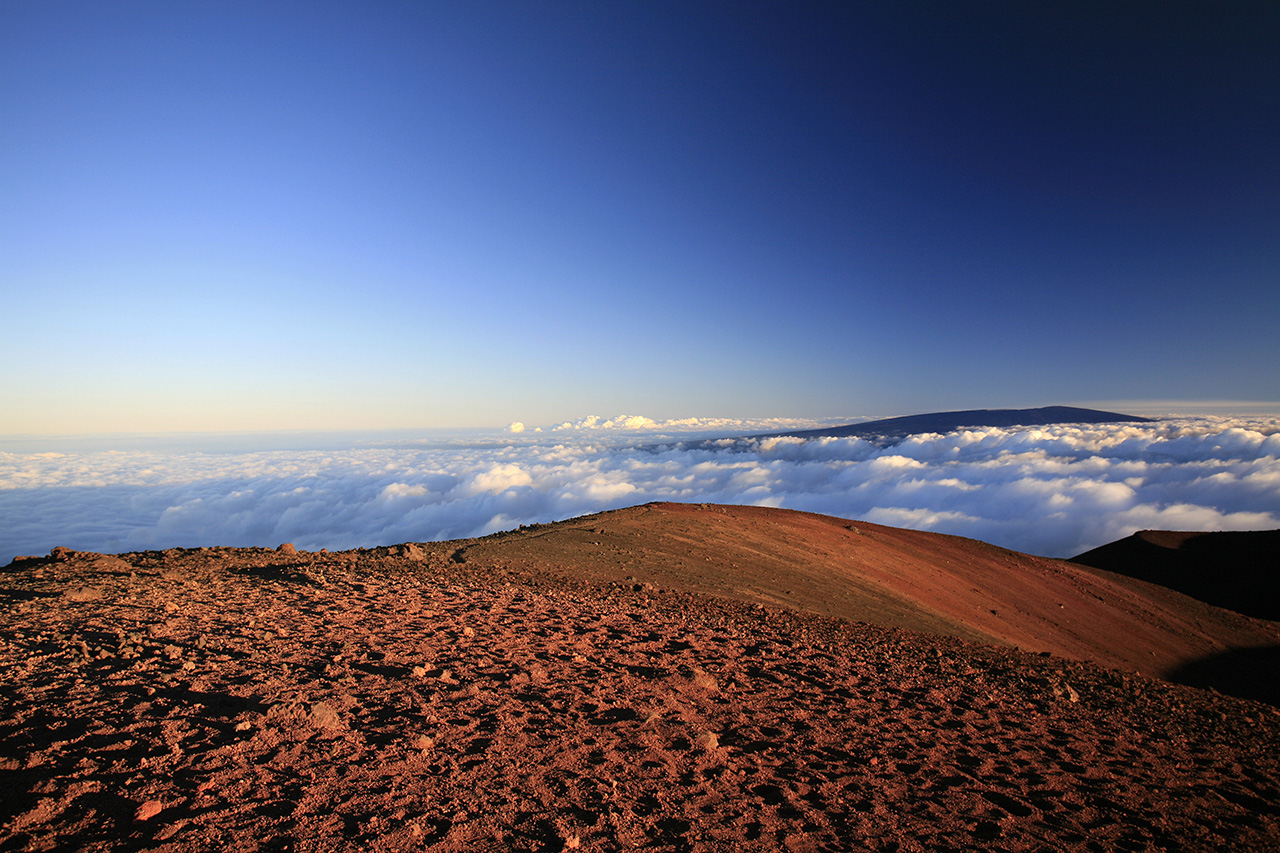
[0,388,490,436]
[3,399,1279,439]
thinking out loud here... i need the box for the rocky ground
[3,520,1280,852]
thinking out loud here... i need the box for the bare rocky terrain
[3,502,1279,852]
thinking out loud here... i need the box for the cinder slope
[458,502,1280,687]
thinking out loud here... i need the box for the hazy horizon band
[2,415,1276,565]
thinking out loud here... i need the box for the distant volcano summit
[672,405,1152,450]
[753,406,1152,442]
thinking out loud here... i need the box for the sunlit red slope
[457,502,1279,686]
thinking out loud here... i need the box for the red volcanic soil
[3,503,1280,852]
[462,504,1280,697]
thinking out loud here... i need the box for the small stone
[234,721,252,732]
[411,734,434,750]
[690,668,719,692]
[278,543,297,555]
[66,586,105,602]
[411,665,427,678]
[134,800,165,821]
[309,701,341,730]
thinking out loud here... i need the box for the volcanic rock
[2,504,1278,852]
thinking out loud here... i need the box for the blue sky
[4,2,1278,434]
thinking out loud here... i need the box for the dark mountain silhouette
[1072,529,1280,622]
[664,406,1152,451]
[752,405,1152,442]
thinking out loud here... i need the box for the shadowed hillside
[1072,529,1280,622]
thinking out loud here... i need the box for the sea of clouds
[2,415,1277,564]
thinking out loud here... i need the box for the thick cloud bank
[542,414,852,433]
[2,417,1277,563]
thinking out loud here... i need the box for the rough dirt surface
[458,504,1280,701]
[4,503,1280,852]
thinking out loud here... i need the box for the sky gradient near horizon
[4,2,1278,434]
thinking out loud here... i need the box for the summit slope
[455,503,1278,700]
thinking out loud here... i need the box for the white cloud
[867,455,927,472]
[1,416,1277,562]
[544,414,852,434]
[467,463,535,495]
[379,483,431,501]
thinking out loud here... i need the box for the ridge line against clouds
[2,416,1277,564]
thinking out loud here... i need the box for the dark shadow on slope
[0,586,59,602]
[1072,530,1280,622]
[1167,645,1280,707]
